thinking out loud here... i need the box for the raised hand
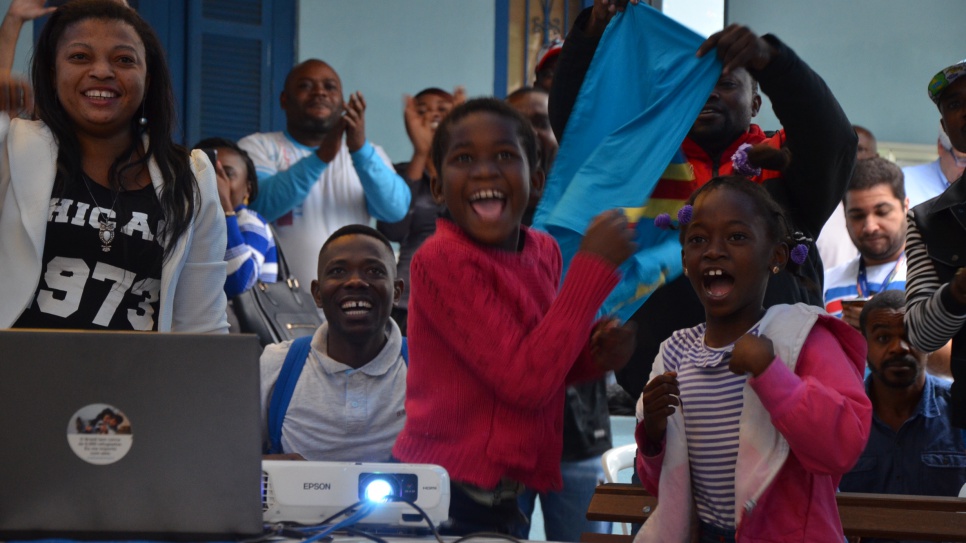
[452,85,467,107]
[213,158,234,213]
[586,0,639,36]
[315,116,345,163]
[6,0,57,22]
[579,209,637,267]
[591,317,637,372]
[343,91,367,152]
[403,94,433,155]
[697,24,776,75]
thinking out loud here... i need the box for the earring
[138,101,147,126]
[772,265,780,274]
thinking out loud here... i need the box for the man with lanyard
[824,156,908,328]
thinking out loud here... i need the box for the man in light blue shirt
[903,128,966,207]
[240,59,410,285]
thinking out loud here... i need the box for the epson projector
[261,460,450,530]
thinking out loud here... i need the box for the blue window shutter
[184,0,295,145]
[493,0,509,98]
[137,1,188,143]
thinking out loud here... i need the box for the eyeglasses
[942,144,966,168]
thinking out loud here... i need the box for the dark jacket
[376,164,444,312]
[909,174,966,427]
[551,8,857,396]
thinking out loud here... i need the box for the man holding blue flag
[545,0,857,396]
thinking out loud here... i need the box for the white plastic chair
[602,443,638,483]
[600,443,639,534]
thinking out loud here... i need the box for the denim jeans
[515,456,611,542]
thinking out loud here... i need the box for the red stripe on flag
[650,178,697,200]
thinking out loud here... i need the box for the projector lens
[358,472,418,502]
[364,479,394,503]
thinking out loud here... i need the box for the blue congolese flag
[532,3,720,323]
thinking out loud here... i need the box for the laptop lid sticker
[67,403,133,465]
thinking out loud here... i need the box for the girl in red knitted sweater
[392,98,637,535]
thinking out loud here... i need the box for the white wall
[1,0,35,76]
[728,0,966,145]
[663,0,724,37]
[298,0,496,163]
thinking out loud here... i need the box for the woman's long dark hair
[32,0,196,261]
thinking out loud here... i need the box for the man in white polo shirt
[260,225,406,461]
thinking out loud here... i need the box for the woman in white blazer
[0,0,227,332]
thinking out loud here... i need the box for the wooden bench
[583,483,966,542]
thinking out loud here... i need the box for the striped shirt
[663,323,756,529]
[904,209,966,352]
[224,206,278,298]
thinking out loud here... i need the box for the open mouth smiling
[340,299,372,318]
[469,189,506,221]
[702,267,735,299]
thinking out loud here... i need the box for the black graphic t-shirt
[13,178,165,331]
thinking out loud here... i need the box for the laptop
[0,330,265,541]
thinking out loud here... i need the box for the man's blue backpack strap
[264,335,409,455]
[265,335,313,455]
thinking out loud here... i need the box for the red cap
[535,39,564,74]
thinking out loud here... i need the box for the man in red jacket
[550,0,857,397]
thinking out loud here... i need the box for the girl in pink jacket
[636,176,872,542]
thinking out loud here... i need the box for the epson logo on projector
[303,482,332,491]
